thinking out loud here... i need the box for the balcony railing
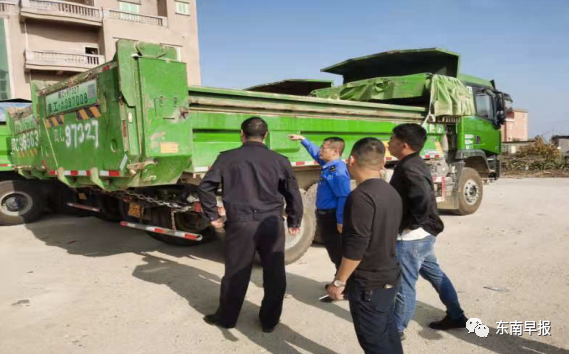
[0,1,18,13]
[25,50,104,70]
[26,0,102,18]
[106,9,167,27]
[18,0,168,27]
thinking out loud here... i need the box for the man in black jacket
[327,138,404,354]
[388,124,467,338]
[197,117,303,333]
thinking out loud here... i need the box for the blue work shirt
[301,139,351,225]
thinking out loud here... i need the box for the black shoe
[203,314,235,329]
[262,325,276,333]
[261,321,278,333]
[399,332,406,341]
[429,315,468,330]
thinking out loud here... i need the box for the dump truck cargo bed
[11,41,449,191]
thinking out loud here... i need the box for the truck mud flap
[120,221,203,241]
[433,176,446,203]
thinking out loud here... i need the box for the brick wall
[501,109,528,142]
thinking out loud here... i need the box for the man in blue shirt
[289,134,351,273]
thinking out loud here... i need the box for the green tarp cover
[430,74,476,117]
[311,73,475,117]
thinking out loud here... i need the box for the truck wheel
[455,167,483,215]
[145,207,215,247]
[246,192,316,265]
[283,194,316,264]
[305,183,323,244]
[0,181,45,226]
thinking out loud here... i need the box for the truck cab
[315,48,512,214]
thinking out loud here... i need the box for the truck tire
[306,180,356,245]
[304,183,322,244]
[455,167,483,215]
[283,194,316,264]
[218,191,316,265]
[0,180,45,226]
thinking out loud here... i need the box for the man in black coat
[197,117,303,333]
[388,123,467,339]
[327,137,404,354]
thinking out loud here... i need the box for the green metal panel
[458,74,493,88]
[0,123,10,171]
[322,47,461,83]
[136,56,192,185]
[2,101,33,172]
[457,116,501,155]
[476,118,501,154]
[6,106,43,171]
[188,110,444,170]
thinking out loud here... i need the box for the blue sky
[197,0,569,137]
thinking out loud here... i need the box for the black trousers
[216,214,286,328]
[348,282,404,354]
[317,210,342,271]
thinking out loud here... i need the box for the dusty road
[1,178,568,354]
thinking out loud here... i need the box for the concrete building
[0,0,200,100]
[501,108,528,142]
[551,135,569,155]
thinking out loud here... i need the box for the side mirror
[494,92,507,128]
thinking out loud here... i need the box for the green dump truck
[1,100,83,225]
[0,99,50,225]
[8,40,511,263]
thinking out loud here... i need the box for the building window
[85,47,99,55]
[119,1,140,13]
[175,1,190,15]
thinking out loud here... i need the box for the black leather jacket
[389,152,444,236]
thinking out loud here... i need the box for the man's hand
[288,134,305,141]
[288,227,301,235]
[337,224,343,233]
[210,218,225,229]
[327,284,345,300]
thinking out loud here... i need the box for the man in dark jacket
[197,117,303,333]
[388,123,467,338]
[327,137,404,354]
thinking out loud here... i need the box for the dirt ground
[1,178,568,354]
